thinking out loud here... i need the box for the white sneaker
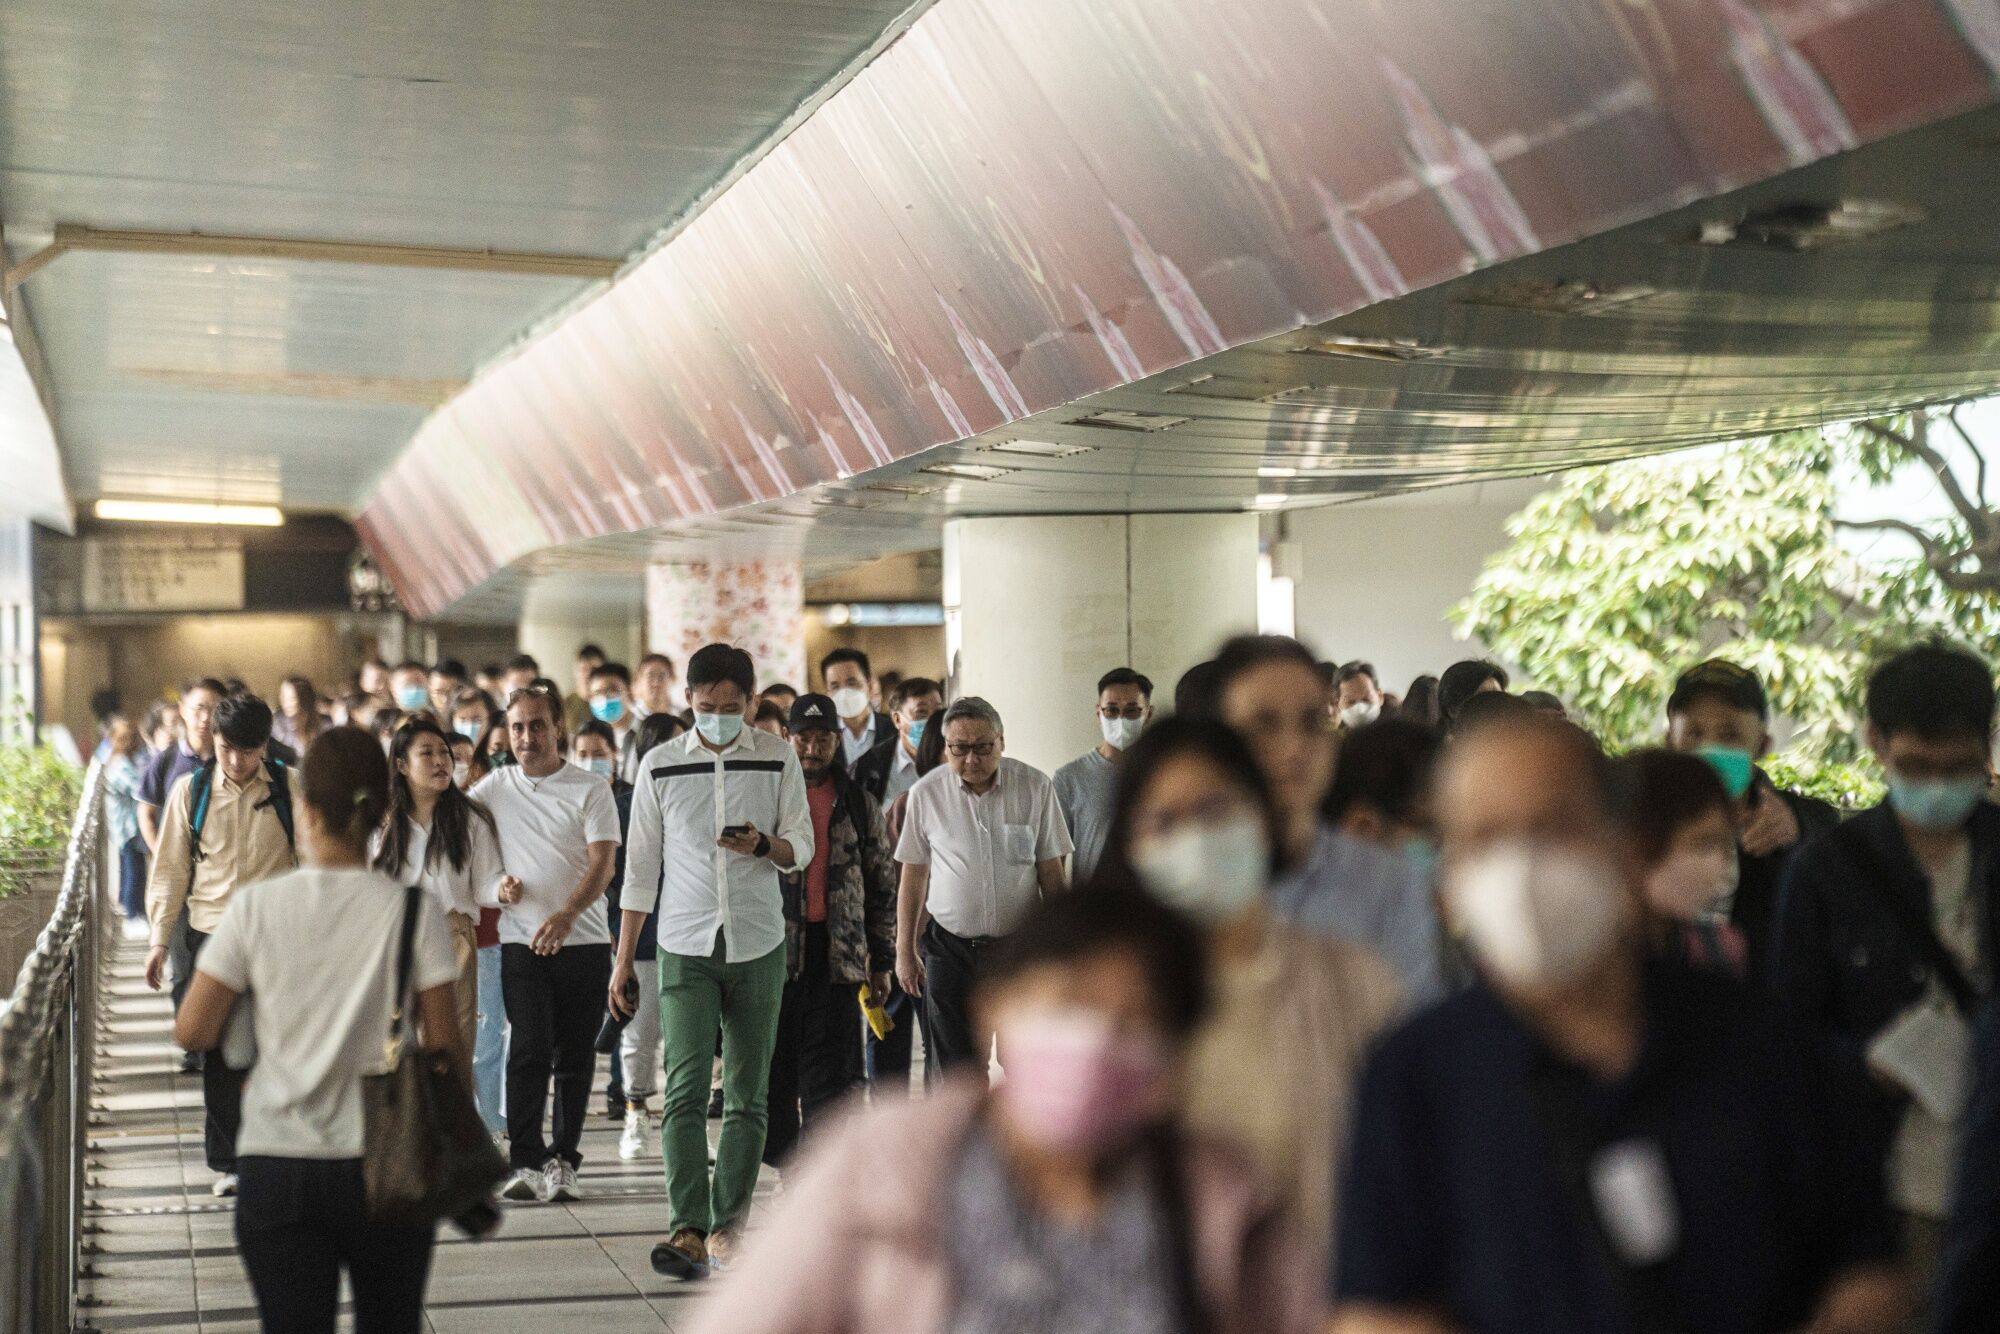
[618,1104,655,1161]
[500,1167,543,1202]
[211,1173,238,1198]
[544,1157,580,1202]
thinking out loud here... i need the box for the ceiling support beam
[3,224,622,292]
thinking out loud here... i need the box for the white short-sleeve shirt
[196,867,459,1159]
[368,809,505,920]
[894,757,1072,938]
[470,764,623,948]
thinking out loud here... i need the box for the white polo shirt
[895,757,1072,939]
[622,724,813,964]
[470,763,622,948]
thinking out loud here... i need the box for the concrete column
[644,559,805,689]
[943,514,1259,775]
[517,571,644,681]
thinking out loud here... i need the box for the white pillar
[943,514,1260,775]
[644,559,805,690]
[517,572,644,679]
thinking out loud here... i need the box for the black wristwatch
[754,833,772,859]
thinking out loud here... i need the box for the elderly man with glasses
[892,697,1072,1074]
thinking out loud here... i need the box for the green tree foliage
[1453,424,2000,803]
[0,743,81,897]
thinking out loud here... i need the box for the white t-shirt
[196,867,458,1159]
[368,809,505,920]
[470,763,623,948]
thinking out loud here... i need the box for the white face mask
[1338,699,1381,728]
[1643,847,1738,923]
[1132,817,1268,925]
[830,687,870,719]
[1100,715,1145,751]
[1444,839,1627,990]
[451,762,470,788]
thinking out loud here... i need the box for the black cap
[788,693,840,733]
[1667,659,1767,720]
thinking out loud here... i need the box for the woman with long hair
[175,726,462,1332]
[1612,748,1748,975]
[275,675,323,752]
[372,716,506,1057]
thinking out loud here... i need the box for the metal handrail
[0,761,108,1334]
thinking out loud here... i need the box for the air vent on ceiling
[980,439,1096,459]
[1457,278,1658,315]
[1290,334,1444,363]
[1163,374,1309,402]
[810,492,875,510]
[920,462,1017,481]
[1067,409,1192,432]
[1695,198,1924,251]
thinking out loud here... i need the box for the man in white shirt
[851,675,943,805]
[1053,667,1153,883]
[612,644,812,1280]
[894,696,1071,1073]
[821,647,894,772]
[471,679,621,1205]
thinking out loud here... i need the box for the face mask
[994,1007,1171,1156]
[581,757,613,778]
[1132,817,1268,924]
[906,718,927,747]
[1887,774,1987,829]
[590,696,625,724]
[695,711,744,747]
[394,685,429,712]
[1644,847,1738,922]
[491,750,517,768]
[1338,699,1381,728]
[1401,836,1441,886]
[451,762,470,788]
[830,687,870,719]
[1444,839,1626,990]
[1696,746,1756,801]
[454,719,484,743]
[1100,715,1144,751]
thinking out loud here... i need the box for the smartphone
[721,823,751,839]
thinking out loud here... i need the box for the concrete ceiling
[0,0,929,511]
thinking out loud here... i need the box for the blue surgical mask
[454,719,483,743]
[1401,836,1441,886]
[907,718,927,746]
[590,696,625,724]
[395,685,430,712]
[1887,773,1987,829]
[1697,746,1756,801]
[581,757,613,778]
[695,711,744,747]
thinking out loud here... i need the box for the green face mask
[1697,745,1756,801]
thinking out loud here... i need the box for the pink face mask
[993,1007,1171,1156]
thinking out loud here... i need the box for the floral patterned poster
[645,560,806,691]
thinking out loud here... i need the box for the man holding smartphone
[613,643,812,1280]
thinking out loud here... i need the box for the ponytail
[301,726,391,858]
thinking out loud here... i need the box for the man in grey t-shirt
[1053,669,1153,882]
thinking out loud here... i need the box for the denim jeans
[472,945,506,1134]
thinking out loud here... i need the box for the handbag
[361,886,510,1227]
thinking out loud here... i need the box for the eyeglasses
[947,742,997,758]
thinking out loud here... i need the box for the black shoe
[179,1050,203,1075]
[707,1087,724,1120]
[605,1093,626,1120]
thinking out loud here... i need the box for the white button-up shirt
[622,724,813,964]
[369,811,506,921]
[840,715,879,769]
[895,756,1072,939]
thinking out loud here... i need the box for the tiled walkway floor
[81,936,762,1332]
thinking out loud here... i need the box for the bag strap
[187,759,216,874]
[386,885,423,1051]
[1834,823,1985,1018]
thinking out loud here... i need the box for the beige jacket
[146,764,300,944]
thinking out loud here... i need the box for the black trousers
[764,923,862,1165]
[235,1156,434,1334]
[919,921,991,1074]
[186,926,245,1171]
[500,942,611,1170]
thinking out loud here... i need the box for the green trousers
[657,935,787,1235]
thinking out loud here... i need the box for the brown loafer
[650,1228,709,1281]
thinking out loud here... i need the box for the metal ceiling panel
[356,0,2000,618]
[0,0,930,514]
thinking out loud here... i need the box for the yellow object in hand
[858,983,893,1041]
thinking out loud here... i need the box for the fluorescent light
[920,462,1016,481]
[95,499,283,526]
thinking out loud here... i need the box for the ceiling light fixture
[94,498,283,527]
[920,462,1016,481]
[981,439,1096,459]
[1067,410,1192,432]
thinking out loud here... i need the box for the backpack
[188,757,295,876]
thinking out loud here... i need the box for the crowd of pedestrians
[84,632,2000,1332]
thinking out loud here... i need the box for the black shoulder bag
[361,886,510,1227]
